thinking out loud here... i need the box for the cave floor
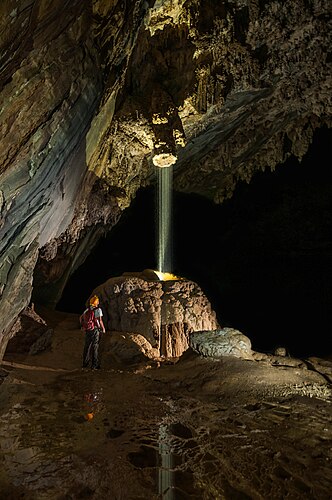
[0,309,331,499]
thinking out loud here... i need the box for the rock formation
[5,305,53,356]
[91,272,219,358]
[0,1,331,359]
[190,327,254,360]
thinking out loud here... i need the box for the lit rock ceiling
[0,0,331,358]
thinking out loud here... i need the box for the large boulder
[190,328,253,360]
[4,305,53,357]
[102,331,160,366]
[92,272,220,358]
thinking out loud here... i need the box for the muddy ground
[0,309,331,499]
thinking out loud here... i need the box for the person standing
[80,295,106,369]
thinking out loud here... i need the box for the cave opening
[57,127,332,359]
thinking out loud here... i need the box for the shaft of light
[157,166,173,274]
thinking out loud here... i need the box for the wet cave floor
[0,309,332,499]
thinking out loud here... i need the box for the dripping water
[157,166,173,274]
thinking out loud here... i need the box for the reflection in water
[83,390,103,421]
[158,423,174,499]
[157,414,203,499]
[0,378,204,498]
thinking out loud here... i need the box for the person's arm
[99,317,106,333]
[95,308,106,333]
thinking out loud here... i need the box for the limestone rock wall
[0,0,150,356]
[0,0,331,360]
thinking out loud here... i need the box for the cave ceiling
[0,0,331,358]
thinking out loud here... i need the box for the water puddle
[0,377,205,498]
[1,367,329,498]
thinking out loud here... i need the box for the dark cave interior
[57,127,332,359]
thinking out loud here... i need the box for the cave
[1,1,332,497]
[57,126,332,359]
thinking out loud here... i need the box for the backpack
[80,308,96,330]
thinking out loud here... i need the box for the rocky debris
[4,305,53,357]
[305,356,332,384]
[103,331,159,366]
[274,346,287,356]
[92,273,220,358]
[189,327,253,360]
[250,352,332,385]
[279,382,332,400]
[252,350,308,369]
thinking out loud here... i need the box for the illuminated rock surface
[91,274,219,358]
[190,327,254,360]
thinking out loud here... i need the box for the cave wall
[0,0,151,357]
[0,0,331,360]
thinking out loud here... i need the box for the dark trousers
[82,329,100,368]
